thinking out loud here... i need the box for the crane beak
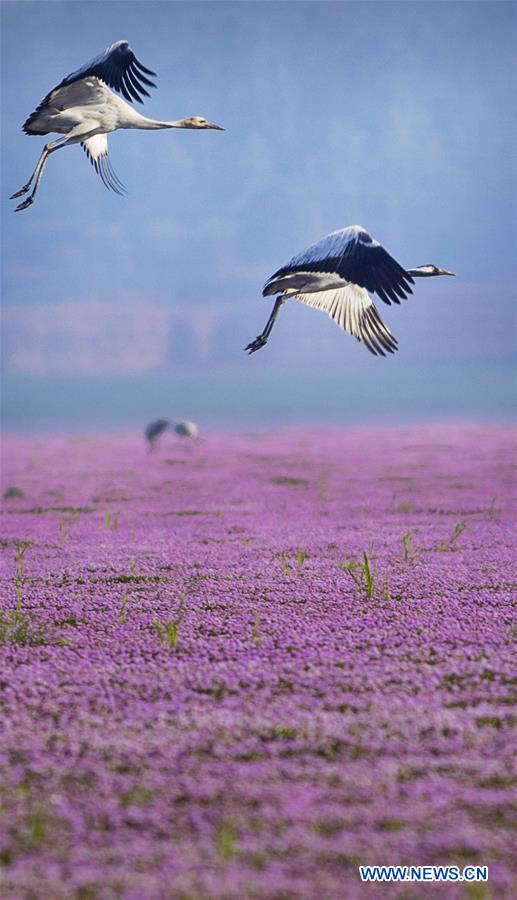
[439,268,456,276]
[206,122,225,131]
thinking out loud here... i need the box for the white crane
[10,40,224,211]
[244,225,455,357]
[174,420,199,440]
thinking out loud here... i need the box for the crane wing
[58,40,156,104]
[268,225,414,306]
[81,135,125,194]
[293,284,398,356]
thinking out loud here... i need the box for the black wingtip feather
[133,60,157,77]
[57,43,158,105]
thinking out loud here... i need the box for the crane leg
[10,138,68,207]
[244,297,285,354]
[11,127,97,211]
[11,138,71,211]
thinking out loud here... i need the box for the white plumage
[82,133,126,194]
[245,225,455,357]
[11,40,224,210]
[294,284,398,355]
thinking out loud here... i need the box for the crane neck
[406,267,434,277]
[121,109,192,130]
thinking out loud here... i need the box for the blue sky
[1,1,515,427]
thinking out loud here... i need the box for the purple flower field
[1,424,515,899]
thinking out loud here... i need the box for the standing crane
[10,40,224,211]
[244,225,455,357]
[145,419,170,451]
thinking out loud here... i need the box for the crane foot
[244,335,268,354]
[14,196,35,212]
[10,184,31,199]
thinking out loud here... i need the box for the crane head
[181,116,225,130]
[408,264,456,277]
[419,264,456,276]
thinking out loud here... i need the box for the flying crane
[245,225,455,357]
[10,40,224,210]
